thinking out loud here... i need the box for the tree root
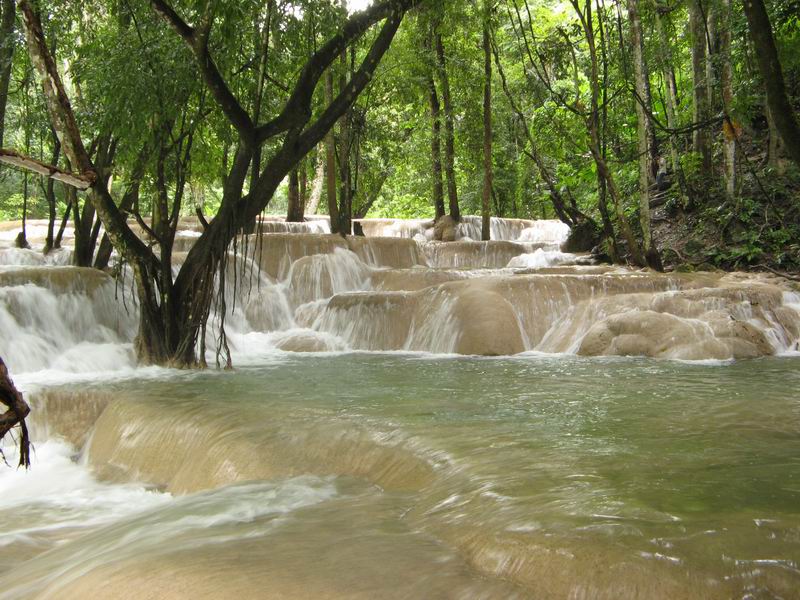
[0,356,31,469]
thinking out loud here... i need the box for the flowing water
[1,217,799,599]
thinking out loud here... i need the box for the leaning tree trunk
[742,0,800,168]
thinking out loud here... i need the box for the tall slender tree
[627,0,662,269]
[0,0,15,150]
[435,31,460,221]
[481,0,493,241]
[424,28,445,220]
[689,0,712,172]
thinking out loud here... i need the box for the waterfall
[3,217,800,600]
[2,217,799,369]
[0,266,137,376]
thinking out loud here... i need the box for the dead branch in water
[0,356,31,469]
[755,264,800,282]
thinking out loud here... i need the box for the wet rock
[434,215,458,242]
[562,220,599,253]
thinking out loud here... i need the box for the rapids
[1,216,800,599]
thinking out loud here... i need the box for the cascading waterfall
[0,267,137,377]
[3,218,799,373]
[2,216,800,600]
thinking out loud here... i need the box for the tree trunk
[337,49,353,235]
[300,158,308,208]
[306,148,325,215]
[766,101,784,168]
[354,169,390,219]
[654,7,688,203]
[435,32,460,221]
[578,0,644,266]
[95,144,148,270]
[17,171,29,249]
[325,70,340,233]
[43,133,62,254]
[286,167,304,222]
[247,0,275,227]
[742,0,800,167]
[0,0,15,150]
[719,0,737,199]
[426,31,445,220]
[54,188,72,249]
[627,0,662,270]
[704,3,717,113]
[481,4,492,242]
[689,0,712,173]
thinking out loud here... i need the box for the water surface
[3,353,798,598]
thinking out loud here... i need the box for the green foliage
[0,0,796,276]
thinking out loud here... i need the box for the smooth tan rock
[451,288,525,356]
[434,215,458,242]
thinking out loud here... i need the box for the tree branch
[150,0,255,139]
[0,148,92,189]
[19,0,157,269]
[0,356,30,469]
[254,0,415,145]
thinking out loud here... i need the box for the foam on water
[0,269,137,377]
[0,439,171,555]
[507,248,579,269]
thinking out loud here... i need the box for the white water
[2,217,800,599]
[0,440,170,555]
[2,217,800,379]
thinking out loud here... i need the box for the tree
[0,0,14,149]
[627,0,662,269]
[19,0,421,367]
[435,30,460,221]
[424,26,445,220]
[481,0,492,241]
[571,0,645,265]
[689,0,712,173]
[742,0,800,168]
